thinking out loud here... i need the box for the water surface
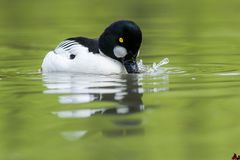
[0,0,240,159]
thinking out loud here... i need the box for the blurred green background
[0,0,240,160]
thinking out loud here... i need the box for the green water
[1,0,240,159]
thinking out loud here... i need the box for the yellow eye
[119,37,124,43]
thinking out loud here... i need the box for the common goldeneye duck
[41,20,142,74]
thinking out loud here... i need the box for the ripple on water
[41,58,170,118]
[40,58,171,139]
[216,72,240,76]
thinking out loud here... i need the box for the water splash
[138,58,169,74]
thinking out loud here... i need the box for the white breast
[41,44,127,74]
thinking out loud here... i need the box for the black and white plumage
[54,37,99,59]
[58,37,99,53]
[41,20,142,74]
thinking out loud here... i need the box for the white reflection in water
[53,108,106,118]
[53,105,145,119]
[42,66,169,138]
[43,73,126,95]
[61,130,87,141]
[59,94,96,104]
[42,68,169,118]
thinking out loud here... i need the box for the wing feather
[54,40,89,59]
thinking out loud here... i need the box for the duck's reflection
[42,72,168,139]
[43,73,144,117]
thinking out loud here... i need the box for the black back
[67,37,100,53]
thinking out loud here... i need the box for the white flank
[41,44,127,74]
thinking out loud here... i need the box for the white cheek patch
[113,46,127,58]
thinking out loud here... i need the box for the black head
[99,20,142,73]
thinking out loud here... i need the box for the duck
[41,20,142,74]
